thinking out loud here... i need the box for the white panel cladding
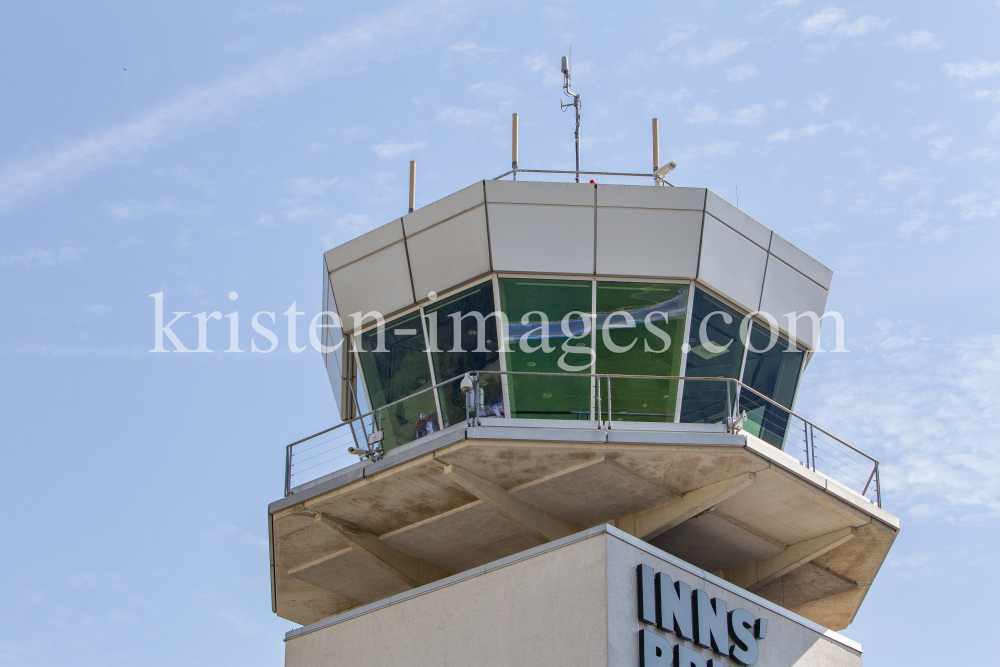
[704,191,772,249]
[402,181,485,236]
[488,203,595,274]
[330,242,415,333]
[596,184,706,211]
[324,219,404,272]
[407,206,491,300]
[758,256,830,350]
[596,208,701,278]
[768,233,834,290]
[697,215,769,311]
[485,179,594,206]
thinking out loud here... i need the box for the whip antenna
[560,54,581,183]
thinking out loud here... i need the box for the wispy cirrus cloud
[766,120,853,142]
[892,30,942,50]
[449,41,503,57]
[0,4,450,210]
[802,331,1000,521]
[942,61,1000,82]
[726,64,759,82]
[683,39,748,66]
[796,6,890,39]
[371,141,426,159]
[1,245,85,268]
[436,106,496,126]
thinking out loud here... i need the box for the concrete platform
[269,421,898,631]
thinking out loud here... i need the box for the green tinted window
[499,278,592,420]
[358,310,438,450]
[424,281,502,426]
[596,282,687,422]
[680,289,746,424]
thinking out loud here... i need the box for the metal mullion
[674,280,697,422]
[590,277,597,421]
[419,304,445,431]
[492,273,512,419]
[352,342,373,436]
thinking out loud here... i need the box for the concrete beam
[616,472,756,541]
[443,464,581,543]
[313,513,451,588]
[724,526,858,591]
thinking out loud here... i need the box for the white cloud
[281,205,329,220]
[469,81,516,105]
[809,92,832,112]
[726,64,759,82]
[796,6,848,35]
[727,104,768,125]
[967,147,999,160]
[1,245,84,268]
[988,112,1000,134]
[948,191,1000,219]
[657,23,698,49]
[878,169,921,191]
[892,30,942,50]
[685,103,719,124]
[88,304,112,315]
[676,142,741,160]
[449,41,503,57]
[833,15,890,37]
[322,213,375,247]
[796,7,889,38]
[217,608,264,636]
[684,39,748,66]
[0,4,446,209]
[756,0,802,19]
[268,3,302,13]
[436,106,496,126]
[766,122,848,142]
[371,140,426,159]
[108,201,147,220]
[928,136,953,159]
[897,211,949,240]
[942,61,1000,81]
[254,213,275,227]
[803,333,1000,520]
[286,176,338,195]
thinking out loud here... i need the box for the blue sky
[2,1,998,664]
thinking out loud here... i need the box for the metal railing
[283,371,881,508]
[492,168,674,187]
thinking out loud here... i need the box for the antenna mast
[560,55,581,183]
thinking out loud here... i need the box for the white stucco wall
[284,527,862,667]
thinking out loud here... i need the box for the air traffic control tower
[267,146,898,667]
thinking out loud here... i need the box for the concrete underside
[269,421,898,632]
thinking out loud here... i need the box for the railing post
[803,421,810,468]
[606,375,612,428]
[875,462,882,508]
[809,423,816,472]
[284,444,292,497]
[596,373,603,428]
[726,380,732,422]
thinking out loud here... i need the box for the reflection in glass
[741,324,804,448]
[596,282,687,422]
[358,310,438,451]
[499,278,592,420]
[680,289,746,424]
[424,281,503,426]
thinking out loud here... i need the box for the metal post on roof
[408,160,416,213]
[512,113,519,181]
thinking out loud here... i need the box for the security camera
[654,162,677,179]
